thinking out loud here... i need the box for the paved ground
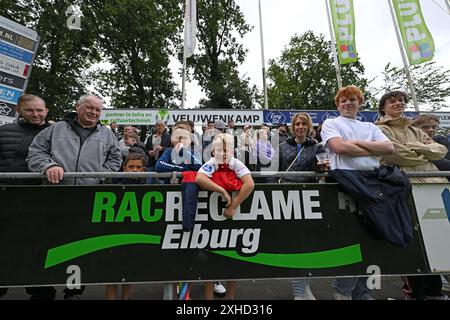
[1,277,406,300]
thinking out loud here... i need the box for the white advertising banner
[100,109,264,126]
[0,114,14,126]
[431,113,450,129]
[100,109,450,127]
[0,16,38,41]
[0,54,29,78]
[412,184,450,272]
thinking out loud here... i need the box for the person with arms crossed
[321,86,394,300]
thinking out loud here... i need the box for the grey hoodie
[27,112,122,185]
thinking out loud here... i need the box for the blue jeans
[146,166,169,185]
[333,277,372,300]
[292,278,310,297]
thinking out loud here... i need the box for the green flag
[329,0,358,64]
[393,0,435,65]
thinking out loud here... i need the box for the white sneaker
[333,292,352,300]
[294,286,317,300]
[214,282,226,297]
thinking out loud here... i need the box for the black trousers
[63,286,85,299]
[0,287,56,300]
[407,275,442,299]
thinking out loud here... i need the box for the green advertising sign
[393,0,435,65]
[0,184,428,287]
[329,0,358,64]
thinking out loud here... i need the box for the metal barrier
[1,171,450,180]
[0,171,449,289]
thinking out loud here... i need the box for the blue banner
[0,84,22,104]
[0,40,33,64]
[263,110,419,126]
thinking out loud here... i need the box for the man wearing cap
[214,120,227,133]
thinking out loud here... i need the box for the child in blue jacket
[156,123,202,174]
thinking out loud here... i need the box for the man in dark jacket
[0,94,56,300]
[413,114,450,296]
[413,114,450,171]
[0,94,50,184]
[145,120,171,184]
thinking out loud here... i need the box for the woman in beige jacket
[376,91,447,184]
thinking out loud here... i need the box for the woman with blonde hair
[273,112,328,299]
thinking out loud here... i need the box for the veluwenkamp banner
[329,0,358,64]
[393,0,435,65]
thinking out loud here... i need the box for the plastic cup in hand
[316,153,328,164]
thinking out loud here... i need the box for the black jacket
[276,137,325,183]
[432,135,450,173]
[330,166,413,248]
[129,141,149,164]
[0,119,51,184]
[145,132,171,166]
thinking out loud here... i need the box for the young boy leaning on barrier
[155,123,202,300]
[155,123,202,175]
[196,133,255,300]
[106,152,147,300]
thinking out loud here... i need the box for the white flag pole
[445,0,450,15]
[182,57,187,109]
[258,0,269,110]
[387,0,420,111]
[325,0,343,89]
[182,0,197,109]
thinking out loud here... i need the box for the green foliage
[2,1,101,120]
[2,1,183,121]
[88,0,183,112]
[187,0,257,109]
[380,62,450,111]
[267,31,371,110]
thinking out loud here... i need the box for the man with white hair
[27,94,122,299]
[28,94,122,185]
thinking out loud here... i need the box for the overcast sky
[175,0,450,109]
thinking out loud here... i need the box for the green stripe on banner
[211,244,363,269]
[329,0,358,64]
[45,234,161,269]
[393,0,435,65]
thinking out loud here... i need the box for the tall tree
[188,0,257,109]
[379,62,450,111]
[1,1,101,120]
[0,0,26,21]
[267,31,370,110]
[88,0,183,115]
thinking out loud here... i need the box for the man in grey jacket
[27,94,121,299]
[28,94,122,185]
